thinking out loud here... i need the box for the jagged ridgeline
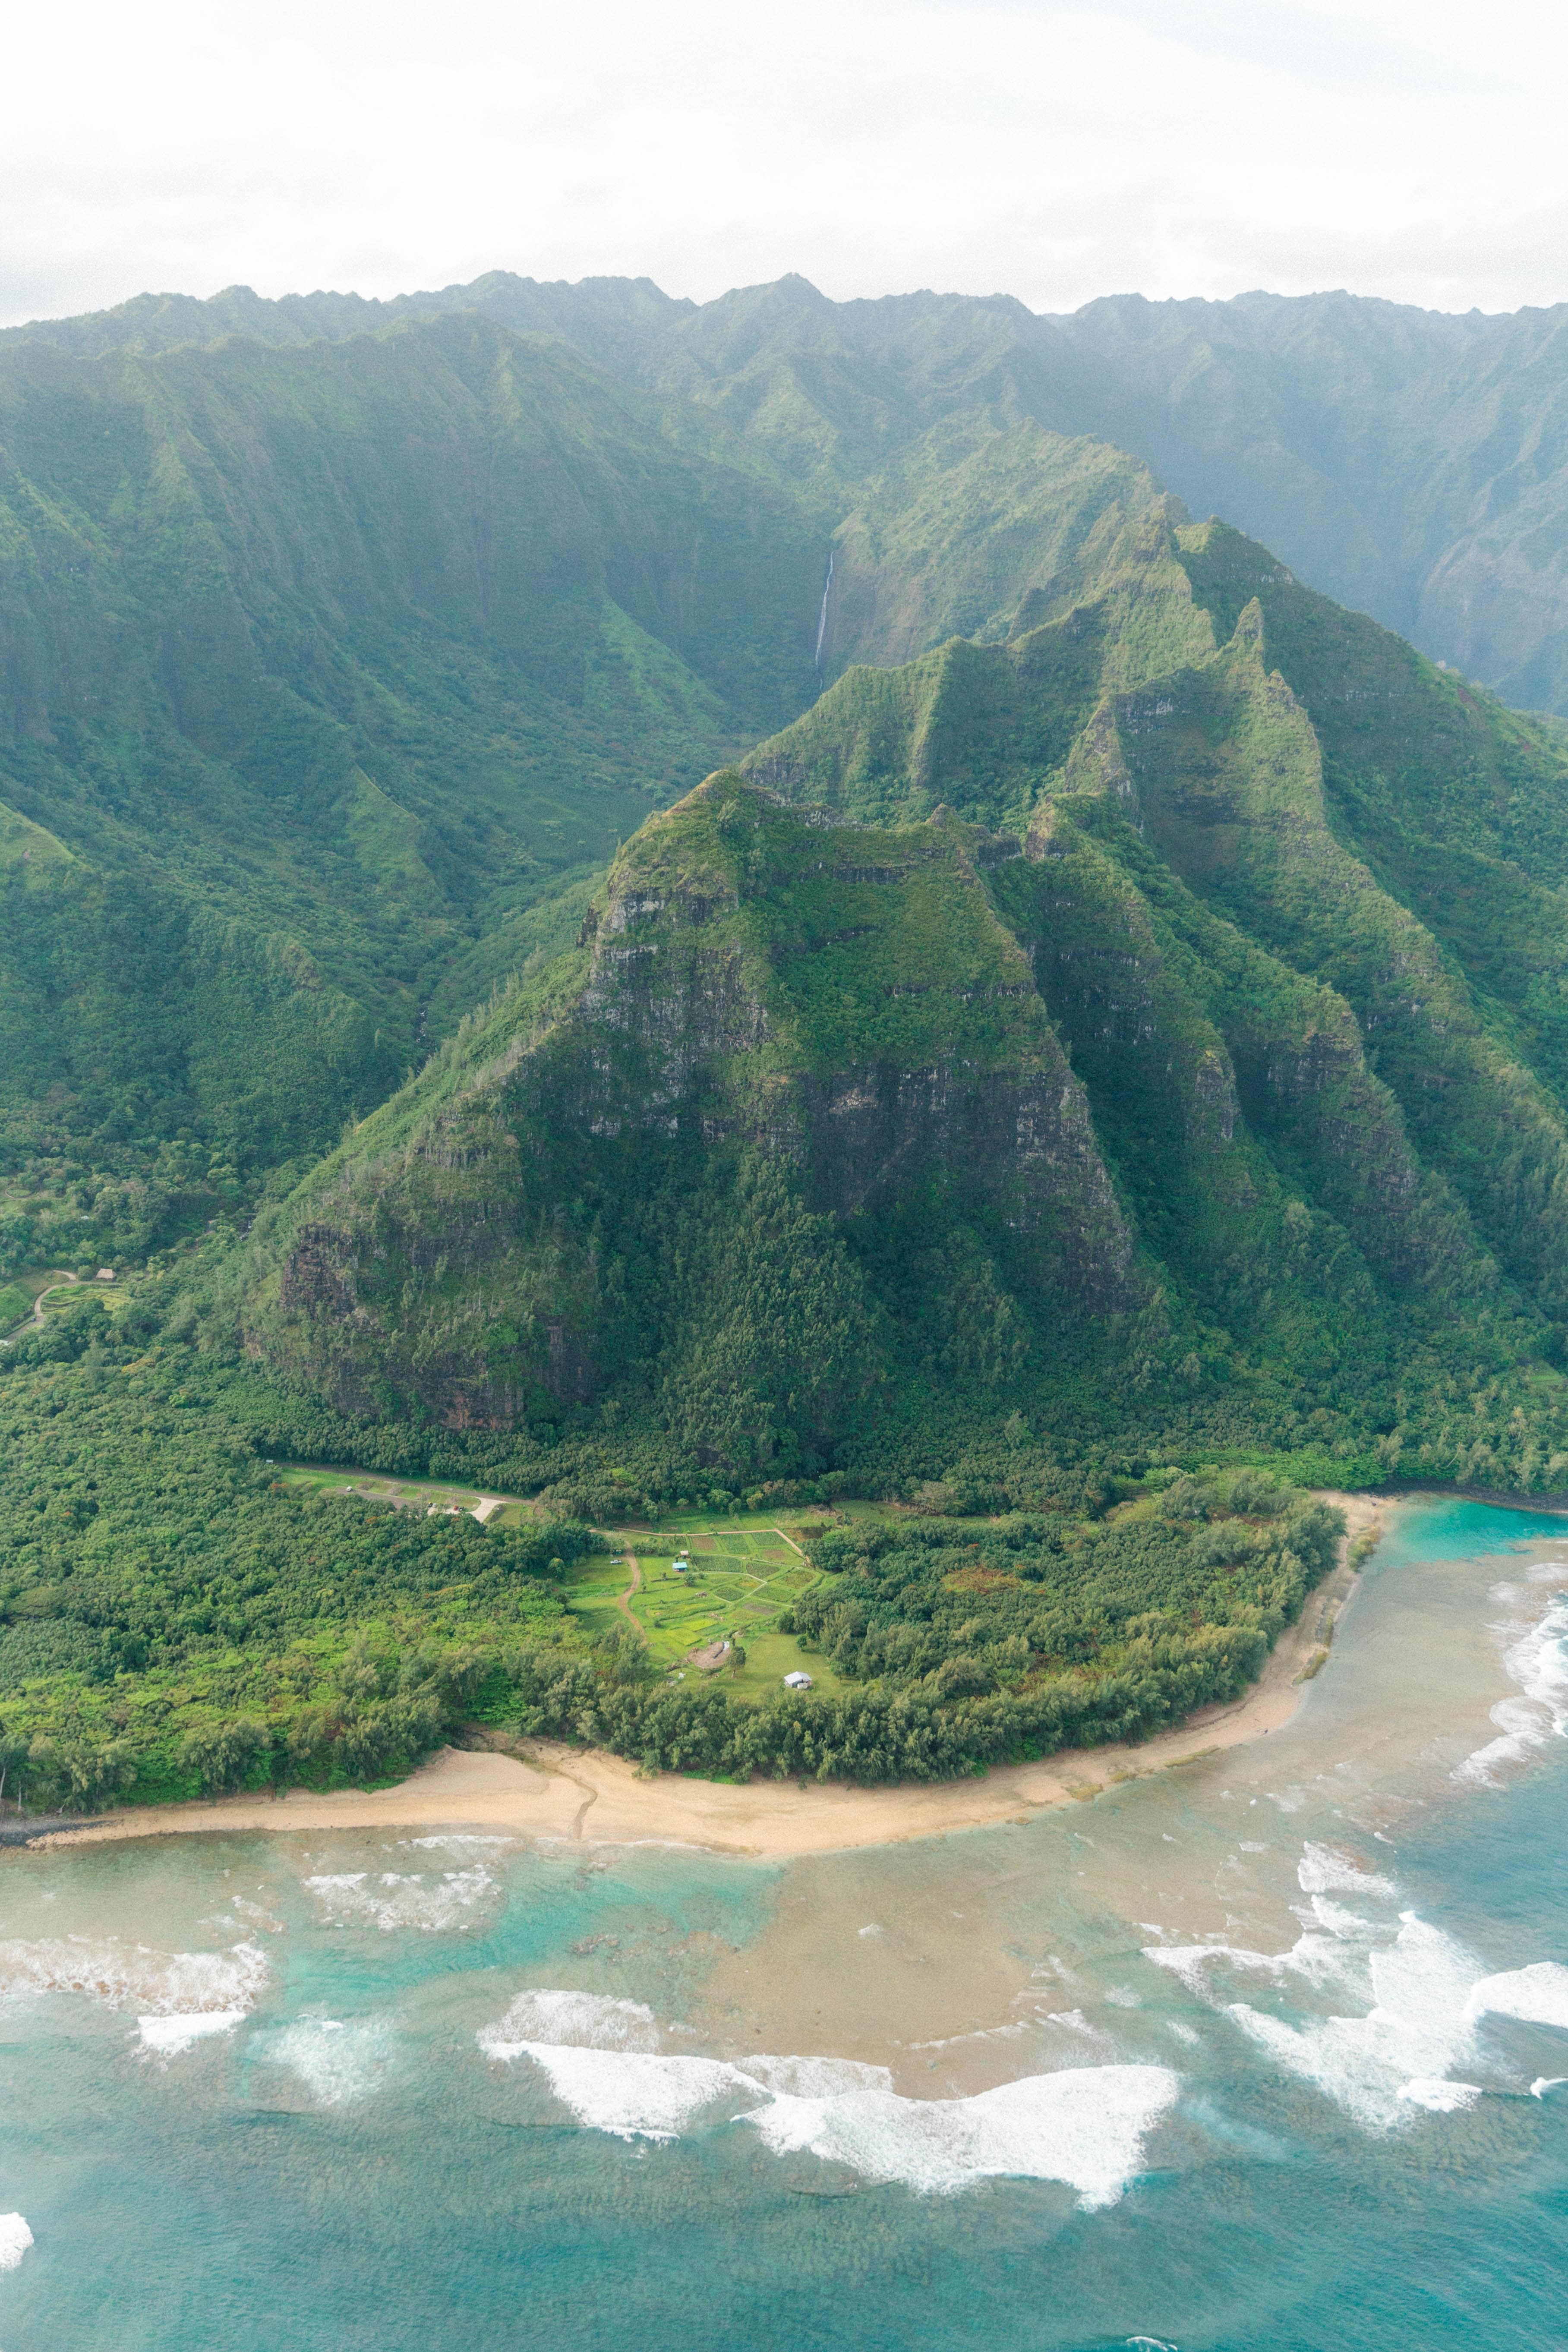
[240,473,1568,1490]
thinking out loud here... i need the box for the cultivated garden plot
[566,1520,846,1698]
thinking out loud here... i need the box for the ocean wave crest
[1454,1590,1568,1787]
[476,1988,1177,2205]
[1465,1961,1568,2031]
[744,2062,1179,2207]
[480,1989,662,2056]
[1145,1847,1568,2131]
[137,2010,246,2056]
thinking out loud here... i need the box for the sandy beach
[29,1491,1386,1861]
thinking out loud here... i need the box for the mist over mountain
[12,269,1568,707]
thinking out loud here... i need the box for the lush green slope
[0,315,828,1267]
[19,272,1568,709]
[16,267,1568,1281]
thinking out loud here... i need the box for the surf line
[814,550,834,675]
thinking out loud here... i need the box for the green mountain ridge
[13,268,1568,1285]
[15,270,1568,706]
[231,478,1568,1502]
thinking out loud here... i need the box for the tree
[180,1717,268,1794]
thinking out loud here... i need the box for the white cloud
[4,0,1565,324]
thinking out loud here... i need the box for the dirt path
[0,1270,79,1347]
[614,1553,643,1626]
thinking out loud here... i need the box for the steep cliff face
[247,776,1137,1449]
[1091,604,1568,1318]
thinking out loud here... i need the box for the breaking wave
[137,2010,246,2056]
[1466,1961,1568,2031]
[1148,1838,1568,2129]
[303,1866,498,1933]
[480,1989,661,2054]
[745,2061,1179,2207]
[1454,1583,1568,1788]
[0,1936,267,2033]
[477,1987,1178,2206]
[0,2214,32,2271]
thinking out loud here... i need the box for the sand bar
[28,1492,1385,1861]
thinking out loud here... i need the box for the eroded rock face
[256,774,1141,1430]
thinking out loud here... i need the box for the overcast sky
[5,0,1565,327]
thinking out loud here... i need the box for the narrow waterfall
[814,549,835,675]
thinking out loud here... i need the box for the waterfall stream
[814,550,834,674]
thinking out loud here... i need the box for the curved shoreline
[23,1492,1385,1862]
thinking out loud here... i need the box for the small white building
[782,1670,814,1690]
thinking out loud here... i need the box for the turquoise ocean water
[2,1498,1566,2350]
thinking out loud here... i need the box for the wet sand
[30,1492,1385,1861]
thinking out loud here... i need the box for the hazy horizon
[5,0,1565,331]
[10,264,1561,338]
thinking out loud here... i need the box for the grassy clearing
[271,1460,535,1526]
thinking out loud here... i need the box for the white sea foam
[476,1989,1178,2199]
[1400,2078,1482,2112]
[403,1834,514,1851]
[0,2213,32,2271]
[0,1936,267,2022]
[1148,1901,1374,2008]
[516,2045,741,2139]
[745,2063,1180,2208]
[1140,1832,1560,2131]
[1297,1843,1396,1900]
[261,2016,394,2106]
[479,1989,660,2058]
[1466,1961,1568,2030]
[740,2054,891,2098]
[303,1866,497,1933]
[137,2010,246,2055]
[1227,1912,1486,2130]
[1454,1590,1568,1787]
